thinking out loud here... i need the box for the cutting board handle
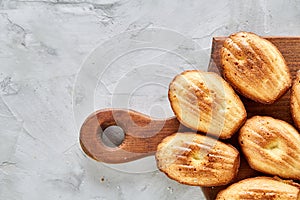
[79,109,188,163]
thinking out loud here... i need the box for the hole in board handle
[101,125,125,148]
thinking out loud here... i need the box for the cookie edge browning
[168,70,247,139]
[155,132,240,187]
[239,116,300,180]
[221,31,292,104]
[291,70,300,130]
[216,176,300,200]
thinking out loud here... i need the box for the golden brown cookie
[221,32,291,104]
[156,132,240,186]
[239,116,300,180]
[168,70,246,139]
[291,70,300,130]
[216,176,300,200]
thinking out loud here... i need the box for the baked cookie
[239,116,300,180]
[221,32,291,104]
[156,132,240,186]
[168,70,246,139]
[216,176,300,200]
[291,70,300,130]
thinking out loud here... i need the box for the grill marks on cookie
[221,32,291,104]
[169,70,246,139]
[216,177,300,200]
[239,116,300,180]
[223,38,274,90]
[291,71,300,130]
[156,133,240,186]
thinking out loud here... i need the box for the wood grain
[80,108,190,163]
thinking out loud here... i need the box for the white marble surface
[1,0,300,199]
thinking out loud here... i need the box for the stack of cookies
[155,32,300,199]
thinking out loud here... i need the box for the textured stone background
[1,0,300,199]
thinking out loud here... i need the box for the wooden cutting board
[80,36,300,200]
